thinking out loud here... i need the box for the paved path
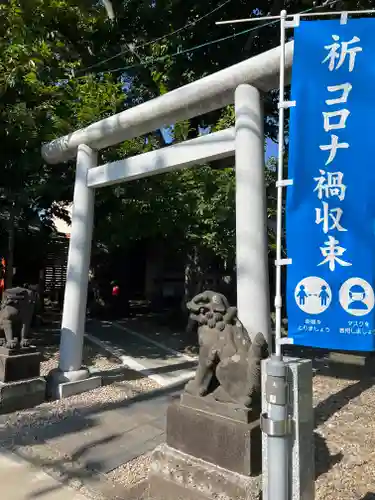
[72,319,195,472]
[35,384,183,474]
[0,448,88,500]
[86,318,197,387]
[0,315,195,493]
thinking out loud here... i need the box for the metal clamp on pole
[261,412,291,437]
[262,355,291,500]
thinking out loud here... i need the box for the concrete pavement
[0,447,88,500]
[85,319,197,387]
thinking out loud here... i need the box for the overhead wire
[94,24,276,76]
[73,0,340,80]
[78,0,235,74]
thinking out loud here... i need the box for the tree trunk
[38,268,45,315]
[5,205,15,290]
[182,246,206,309]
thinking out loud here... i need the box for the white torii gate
[42,41,294,397]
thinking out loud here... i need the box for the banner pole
[261,10,292,500]
[274,9,287,358]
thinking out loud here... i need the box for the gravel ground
[0,374,161,447]
[105,367,375,496]
[105,367,375,497]
[40,338,123,376]
[111,376,161,393]
[107,452,152,488]
[0,356,161,499]
[313,370,375,500]
[2,335,375,498]
[2,372,375,499]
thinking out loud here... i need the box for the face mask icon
[339,279,374,317]
[348,284,367,310]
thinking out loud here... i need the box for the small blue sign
[287,18,375,351]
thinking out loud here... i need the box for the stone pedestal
[0,346,45,414]
[327,350,375,374]
[0,377,46,414]
[149,444,261,500]
[46,367,101,400]
[167,395,261,475]
[0,346,41,382]
[149,394,261,500]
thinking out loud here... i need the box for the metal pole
[235,84,271,344]
[59,144,97,374]
[216,6,375,25]
[275,9,287,358]
[262,356,290,500]
[261,10,291,500]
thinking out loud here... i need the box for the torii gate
[42,41,294,397]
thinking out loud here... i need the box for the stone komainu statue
[185,290,269,408]
[0,287,37,348]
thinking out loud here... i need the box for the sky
[266,138,278,160]
[161,126,279,161]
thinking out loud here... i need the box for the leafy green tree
[2,0,364,296]
[0,0,126,285]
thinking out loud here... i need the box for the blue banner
[287,18,375,351]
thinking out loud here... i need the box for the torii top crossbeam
[42,41,294,164]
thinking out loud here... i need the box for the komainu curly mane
[184,290,268,408]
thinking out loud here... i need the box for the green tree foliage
[0,0,126,283]
[2,0,369,290]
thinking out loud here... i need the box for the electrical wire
[96,24,274,75]
[74,0,340,80]
[78,0,234,74]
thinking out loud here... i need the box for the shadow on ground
[7,313,375,498]
[314,376,375,429]
[86,318,199,365]
[310,351,375,479]
[97,360,197,388]
[32,321,122,369]
[314,432,343,479]
[0,380,185,499]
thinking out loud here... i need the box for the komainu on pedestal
[0,287,45,413]
[0,286,37,349]
[148,290,269,500]
[184,290,268,409]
